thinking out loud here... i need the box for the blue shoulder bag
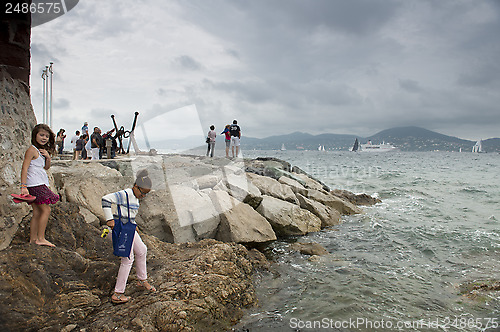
[111,190,137,258]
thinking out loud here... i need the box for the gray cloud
[174,56,203,71]
[399,79,424,93]
[54,98,71,110]
[29,0,500,140]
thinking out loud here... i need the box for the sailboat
[351,138,359,152]
[472,140,484,153]
[280,143,286,151]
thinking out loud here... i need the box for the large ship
[352,139,399,152]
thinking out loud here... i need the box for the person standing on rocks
[84,134,91,160]
[206,125,216,157]
[55,129,66,155]
[75,134,84,160]
[20,124,60,247]
[70,130,80,160]
[81,122,89,136]
[220,124,231,158]
[90,127,102,160]
[229,120,241,158]
[102,169,156,304]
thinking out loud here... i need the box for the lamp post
[41,62,54,127]
[41,68,48,124]
[49,62,53,129]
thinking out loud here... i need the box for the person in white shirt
[70,130,80,160]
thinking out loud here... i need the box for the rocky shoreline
[0,154,380,331]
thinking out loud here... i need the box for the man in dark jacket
[229,120,241,158]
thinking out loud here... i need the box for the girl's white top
[101,188,140,224]
[26,146,49,187]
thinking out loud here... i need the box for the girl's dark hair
[210,125,215,130]
[32,124,56,155]
[135,169,152,189]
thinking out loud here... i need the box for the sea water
[233,151,500,331]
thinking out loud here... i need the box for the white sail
[472,140,483,153]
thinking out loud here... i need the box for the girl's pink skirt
[27,185,59,205]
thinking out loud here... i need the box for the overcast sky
[30,0,500,141]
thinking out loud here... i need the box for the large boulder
[210,190,276,244]
[51,162,127,222]
[305,189,362,215]
[224,172,262,208]
[139,185,221,243]
[296,193,341,228]
[293,173,324,191]
[278,175,307,195]
[169,185,220,241]
[247,173,298,205]
[256,195,321,237]
[135,189,183,243]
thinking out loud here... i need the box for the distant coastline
[238,126,500,152]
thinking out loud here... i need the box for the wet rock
[330,189,381,206]
[459,279,500,301]
[296,193,341,228]
[290,242,329,256]
[305,189,362,215]
[256,195,322,236]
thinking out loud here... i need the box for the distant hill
[243,126,500,152]
[483,138,500,153]
[366,126,475,152]
[244,131,357,151]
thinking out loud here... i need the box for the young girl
[220,124,231,158]
[102,169,156,304]
[20,124,60,247]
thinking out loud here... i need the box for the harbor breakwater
[0,153,380,331]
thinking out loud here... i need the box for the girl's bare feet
[35,239,56,247]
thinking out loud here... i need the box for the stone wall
[0,10,36,250]
[0,70,37,250]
